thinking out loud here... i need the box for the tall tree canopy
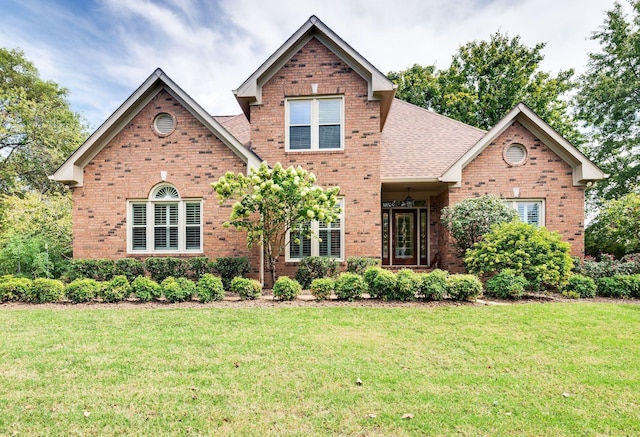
[388,32,580,143]
[0,47,86,195]
[576,1,640,201]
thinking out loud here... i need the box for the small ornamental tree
[212,162,340,284]
[441,195,517,255]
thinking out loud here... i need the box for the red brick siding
[249,37,382,280]
[72,90,261,276]
[438,121,585,272]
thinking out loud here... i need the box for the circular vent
[153,113,175,136]
[504,143,527,165]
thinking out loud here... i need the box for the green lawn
[1,303,638,436]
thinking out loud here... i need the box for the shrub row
[63,256,250,286]
[307,268,482,302]
[0,273,228,304]
[573,253,640,280]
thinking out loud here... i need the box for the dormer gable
[233,15,396,130]
[51,69,261,187]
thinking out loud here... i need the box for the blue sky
[0,0,618,130]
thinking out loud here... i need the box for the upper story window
[128,183,202,254]
[286,97,344,151]
[505,199,544,227]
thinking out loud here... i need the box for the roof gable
[233,15,396,129]
[439,103,607,186]
[51,69,260,186]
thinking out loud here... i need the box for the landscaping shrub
[485,269,528,300]
[273,276,302,301]
[27,278,65,303]
[598,274,640,299]
[446,274,483,301]
[574,254,637,279]
[334,272,367,301]
[131,276,162,302]
[103,275,131,302]
[465,221,573,291]
[188,257,211,281]
[212,257,250,290]
[562,274,597,299]
[64,259,115,282]
[418,269,448,301]
[230,277,262,300]
[65,278,101,303]
[441,194,518,254]
[295,256,339,289]
[310,278,334,300]
[0,275,32,302]
[363,267,396,299]
[388,269,419,301]
[114,258,144,282]
[346,257,381,275]
[144,257,188,282]
[196,273,224,303]
[597,276,623,298]
[161,277,195,303]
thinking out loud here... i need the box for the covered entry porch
[381,181,449,268]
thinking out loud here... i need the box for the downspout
[260,235,264,287]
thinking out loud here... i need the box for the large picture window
[288,199,344,261]
[128,184,202,253]
[286,97,343,151]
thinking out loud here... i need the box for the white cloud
[0,0,621,129]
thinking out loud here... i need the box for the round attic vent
[153,113,176,136]
[504,143,527,166]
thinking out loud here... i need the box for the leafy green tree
[0,47,86,195]
[441,195,518,255]
[576,1,640,200]
[585,191,640,257]
[212,162,341,284]
[387,64,438,109]
[0,192,71,278]
[388,33,580,143]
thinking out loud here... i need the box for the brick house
[52,16,605,284]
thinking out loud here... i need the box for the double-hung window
[288,199,344,260]
[286,97,343,151]
[128,184,202,253]
[505,199,544,227]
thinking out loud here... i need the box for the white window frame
[127,184,203,254]
[285,96,344,152]
[285,198,345,262]
[505,199,545,227]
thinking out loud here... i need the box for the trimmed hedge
[131,276,162,302]
[310,278,334,301]
[145,258,188,283]
[273,276,302,301]
[65,278,101,303]
[447,274,483,301]
[103,275,131,302]
[363,267,396,300]
[0,275,32,302]
[212,257,250,290]
[485,269,528,300]
[562,274,597,299]
[196,274,225,303]
[27,278,65,303]
[335,272,367,301]
[230,277,262,300]
[418,269,448,301]
[295,256,339,289]
[346,257,381,275]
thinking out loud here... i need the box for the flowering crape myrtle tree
[212,162,341,285]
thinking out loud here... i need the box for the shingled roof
[381,99,486,181]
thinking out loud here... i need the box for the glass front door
[392,210,416,265]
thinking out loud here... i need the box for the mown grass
[0,303,639,436]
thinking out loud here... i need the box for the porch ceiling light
[405,188,414,207]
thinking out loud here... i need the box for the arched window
[128,184,202,253]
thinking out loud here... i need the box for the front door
[392,210,417,265]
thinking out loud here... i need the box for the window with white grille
[505,199,544,227]
[286,97,343,151]
[128,184,202,253]
[287,199,344,261]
